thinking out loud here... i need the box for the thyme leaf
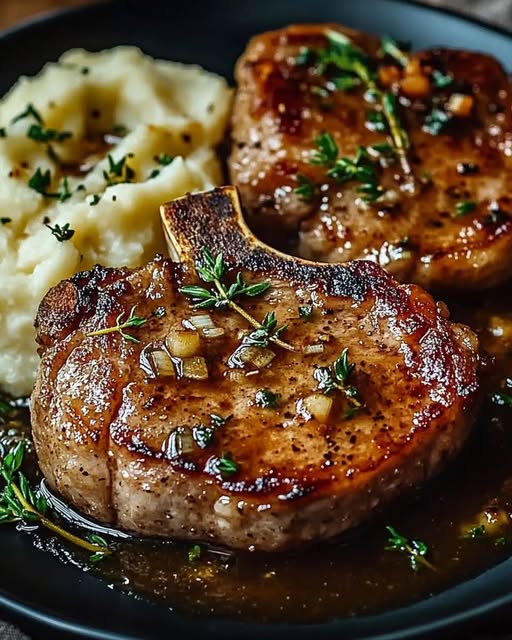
[385,525,436,572]
[380,35,409,67]
[295,174,317,201]
[0,442,111,562]
[431,69,453,88]
[255,389,280,409]
[11,103,43,125]
[27,124,72,143]
[45,222,75,242]
[103,153,135,186]
[28,168,72,201]
[453,200,477,217]
[491,391,512,407]
[188,544,202,562]
[85,305,147,343]
[423,108,451,135]
[216,453,239,478]
[180,248,294,353]
[314,347,362,413]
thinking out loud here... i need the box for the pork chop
[229,23,512,292]
[31,186,480,551]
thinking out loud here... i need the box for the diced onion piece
[378,65,400,87]
[182,356,209,380]
[166,330,200,358]
[202,327,225,339]
[150,349,175,378]
[303,343,325,355]
[446,93,474,117]
[226,370,245,383]
[400,74,429,98]
[300,393,333,422]
[184,314,215,331]
[237,346,276,368]
[166,427,195,457]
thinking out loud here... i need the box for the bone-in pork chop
[229,24,512,291]
[31,186,480,551]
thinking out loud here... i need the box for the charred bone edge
[160,185,398,300]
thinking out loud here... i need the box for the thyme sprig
[314,347,362,412]
[380,35,409,67]
[300,30,413,184]
[301,133,383,203]
[180,248,295,352]
[86,305,147,343]
[385,525,437,572]
[0,442,110,561]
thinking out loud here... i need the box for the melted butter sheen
[3,283,512,623]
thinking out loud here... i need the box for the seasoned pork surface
[229,24,512,291]
[31,187,480,551]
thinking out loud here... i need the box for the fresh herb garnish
[301,133,383,204]
[454,200,477,217]
[11,103,43,125]
[464,525,486,539]
[28,168,72,201]
[216,453,239,478]
[314,347,362,413]
[385,525,436,572]
[89,194,101,206]
[188,544,202,562]
[0,128,6,138]
[27,124,72,143]
[294,174,317,202]
[483,208,508,226]
[0,217,11,225]
[28,167,52,195]
[87,534,110,563]
[298,31,413,183]
[45,222,75,242]
[111,124,128,136]
[491,391,512,407]
[0,441,110,561]
[423,108,451,135]
[156,153,174,166]
[86,305,147,343]
[431,69,453,88]
[210,414,231,428]
[365,110,388,133]
[299,305,313,320]
[103,153,135,186]
[380,35,409,67]
[193,414,232,449]
[147,169,160,180]
[255,389,280,409]
[179,248,295,352]
[243,312,288,349]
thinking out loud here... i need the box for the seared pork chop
[229,24,512,292]
[31,186,480,551]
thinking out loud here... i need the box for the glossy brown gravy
[2,281,512,623]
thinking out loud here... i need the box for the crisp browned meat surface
[229,23,512,292]
[31,187,480,551]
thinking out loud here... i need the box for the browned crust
[228,23,512,292]
[30,187,481,550]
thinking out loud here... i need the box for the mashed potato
[0,46,232,397]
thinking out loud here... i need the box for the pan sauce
[3,281,512,623]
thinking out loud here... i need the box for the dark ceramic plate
[1,1,511,639]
